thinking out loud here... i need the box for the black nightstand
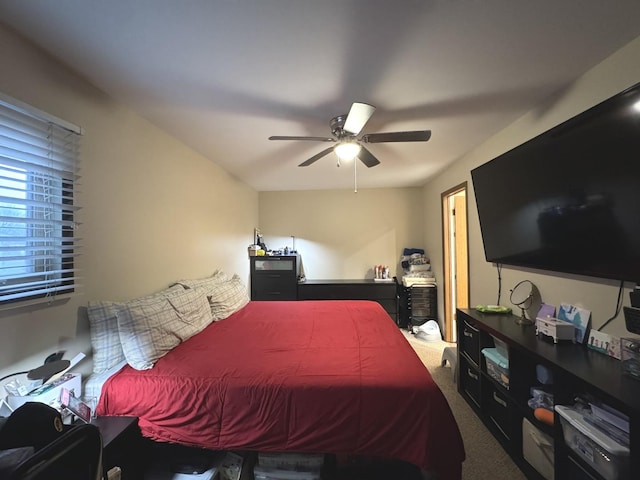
[250,255,299,300]
[92,416,145,479]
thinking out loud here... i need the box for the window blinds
[0,94,81,307]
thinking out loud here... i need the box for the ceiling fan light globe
[334,142,360,161]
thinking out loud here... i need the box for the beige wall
[423,35,640,340]
[0,25,258,377]
[2,21,638,382]
[259,188,424,279]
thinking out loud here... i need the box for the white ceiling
[1,1,640,192]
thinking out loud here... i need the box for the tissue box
[6,372,81,411]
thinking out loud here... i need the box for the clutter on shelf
[400,248,435,287]
[556,396,630,480]
[373,264,391,281]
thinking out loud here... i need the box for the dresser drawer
[251,275,297,300]
[460,318,481,366]
[460,356,481,409]
[483,382,512,442]
[251,257,297,273]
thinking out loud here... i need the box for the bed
[93,299,465,479]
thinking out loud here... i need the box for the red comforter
[99,300,464,478]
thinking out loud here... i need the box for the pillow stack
[87,271,249,371]
[175,271,249,321]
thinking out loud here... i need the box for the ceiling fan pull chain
[354,156,358,193]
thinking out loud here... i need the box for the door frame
[441,182,469,342]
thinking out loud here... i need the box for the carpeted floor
[402,332,526,480]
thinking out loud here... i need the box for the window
[0,94,81,307]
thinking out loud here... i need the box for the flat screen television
[471,81,640,283]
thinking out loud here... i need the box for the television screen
[471,81,640,282]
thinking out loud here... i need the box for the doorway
[441,183,469,342]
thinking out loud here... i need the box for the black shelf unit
[457,308,639,480]
[396,281,437,329]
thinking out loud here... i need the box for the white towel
[409,263,431,272]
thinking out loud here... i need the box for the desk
[297,279,397,320]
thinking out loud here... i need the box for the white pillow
[208,274,250,321]
[117,287,213,370]
[87,284,184,374]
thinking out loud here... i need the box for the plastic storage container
[257,453,324,471]
[555,405,630,480]
[621,337,640,379]
[481,347,509,389]
[253,466,320,480]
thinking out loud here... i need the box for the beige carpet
[402,332,526,480]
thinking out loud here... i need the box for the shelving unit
[457,308,640,480]
[396,283,437,329]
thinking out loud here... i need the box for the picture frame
[557,303,591,344]
[60,387,92,423]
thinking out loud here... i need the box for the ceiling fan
[268,102,431,168]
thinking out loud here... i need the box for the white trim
[0,91,83,135]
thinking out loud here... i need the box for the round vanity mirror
[510,280,535,325]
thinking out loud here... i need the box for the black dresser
[297,279,397,320]
[249,255,299,300]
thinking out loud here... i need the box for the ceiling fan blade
[357,145,381,168]
[361,130,431,143]
[343,102,376,135]
[269,136,334,141]
[298,146,335,167]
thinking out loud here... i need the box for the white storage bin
[522,418,554,480]
[555,405,630,480]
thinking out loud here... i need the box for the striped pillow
[117,287,213,370]
[208,274,250,321]
[87,284,184,374]
[174,270,231,296]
